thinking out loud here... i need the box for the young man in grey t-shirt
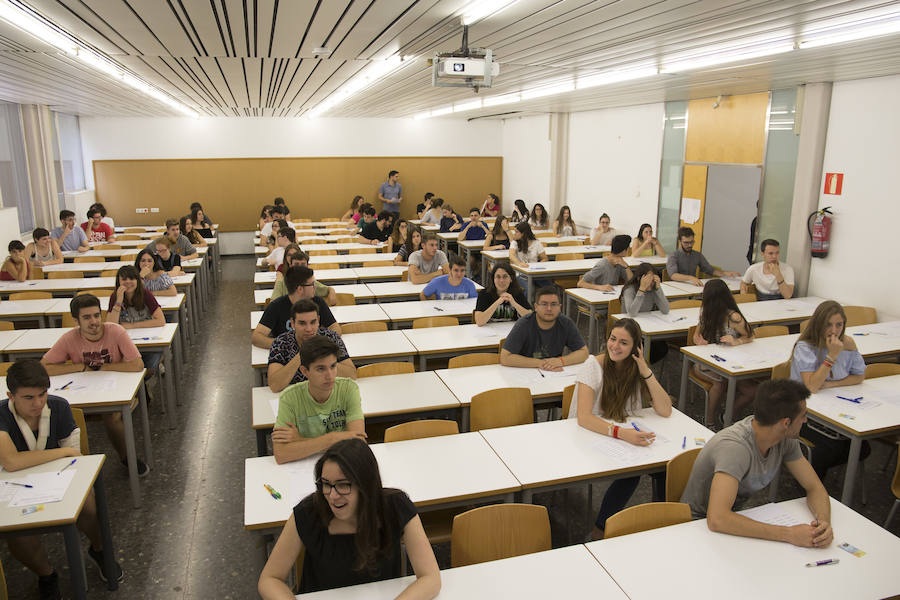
[681,379,833,549]
[578,234,633,291]
[408,233,449,284]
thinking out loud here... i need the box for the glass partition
[657,101,687,252]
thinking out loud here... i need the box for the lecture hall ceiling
[0,0,898,118]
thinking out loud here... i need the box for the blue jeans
[140,351,162,371]
[595,472,666,530]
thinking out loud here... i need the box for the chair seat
[421,508,467,544]
[688,369,714,392]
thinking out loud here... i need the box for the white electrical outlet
[136,207,149,213]
[150,207,160,213]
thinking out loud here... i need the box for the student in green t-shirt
[273,335,366,464]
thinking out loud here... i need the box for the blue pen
[59,380,74,391]
[1,481,33,488]
[682,436,686,449]
[836,396,862,403]
[631,422,641,432]
[57,458,76,475]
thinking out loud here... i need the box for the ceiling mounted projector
[432,26,499,91]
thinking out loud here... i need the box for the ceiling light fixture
[798,13,900,48]
[520,80,575,100]
[482,92,522,107]
[0,0,199,117]
[461,0,520,26]
[306,56,408,118]
[576,66,658,89]
[660,41,794,74]
[453,99,483,112]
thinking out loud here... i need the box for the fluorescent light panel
[306,56,406,118]
[0,0,198,117]
[660,41,794,73]
[799,13,900,48]
[461,0,520,26]
[576,66,658,89]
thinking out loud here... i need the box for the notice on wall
[823,173,843,195]
[680,197,702,224]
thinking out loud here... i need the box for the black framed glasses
[316,478,352,496]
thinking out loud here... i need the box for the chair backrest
[73,256,105,263]
[771,359,791,380]
[561,383,575,419]
[450,503,551,568]
[9,291,52,300]
[308,249,337,256]
[864,363,900,379]
[669,299,702,309]
[334,293,356,306]
[101,269,120,277]
[314,263,340,270]
[28,266,42,280]
[336,237,354,243]
[0,362,12,376]
[606,298,622,334]
[62,310,108,327]
[81,289,113,298]
[303,238,326,245]
[121,253,138,262]
[753,325,788,338]
[534,231,555,238]
[356,362,415,378]
[363,260,394,267]
[116,234,141,240]
[686,325,698,346]
[412,316,459,329]
[49,271,82,279]
[349,248,372,254]
[799,319,810,333]
[70,407,90,455]
[0,321,13,332]
[384,419,459,443]
[321,218,340,222]
[340,321,387,334]
[665,448,702,501]
[400,270,409,282]
[554,253,584,261]
[604,502,692,539]
[558,240,581,246]
[102,244,122,249]
[732,293,756,304]
[470,388,533,431]
[842,305,877,327]
[448,352,499,369]
[123,228,146,233]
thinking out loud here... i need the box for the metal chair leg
[885,499,899,529]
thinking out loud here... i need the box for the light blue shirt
[50,225,88,252]
[379,181,402,212]
[422,275,477,300]
[790,341,865,382]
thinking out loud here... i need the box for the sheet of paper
[649,312,688,326]
[0,482,18,503]
[10,470,76,507]
[714,345,771,367]
[538,365,581,378]
[284,458,319,506]
[738,503,806,527]
[680,197,701,224]
[818,394,881,412]
[628,420,671,444]
[269,398,280,420]
[587,434,643,464]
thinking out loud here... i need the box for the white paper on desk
[0,483,17,503]
[538,365,580,378]
[587,434,643,464]
[820,394,881,412]
[628,420,671,444]
[472,323,511,339]
[865,390,900,407]
[10,470,76,507]
[680,197,701,224]
[714,345,771,367]
[650,312,687,325]
[284,459,319,506]
[738,503,806,527]
[269,398,281,421]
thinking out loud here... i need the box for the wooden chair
[469,388,533,431]
[357,362,415,378]
[363,260,393,267]
[384,420,459,443]
[122,253,138,262]
[9,292,52,301]
[561,383,575,419]
[334,293,356,306]
[0,362,12,376]
[669,299,701,309]
[558,240,581,246]
[0,322,13,331]
[448,353,498,368]
[605,298,622,336]
[101,269,119,277]
[49,271,82,279]
[336,237,354,243]
[666,447,702,501]
[74,256,105,263]
[884,443,900,528]
[307,249,336,256]
[450,504,551,567]
[102,244,122,250]
[62,311,108,327]
[842,305,877,327]
[771,359,791,380]
[295,218,312,223]
[604,502,692,539]
[554,253,583,261]
[123,228,147,233]
[28,266,42,280]
[349,248,372,254]
[412,316,459,329]
[313,263,340,270]
[79,289,113,297]
[534,231,555,238]
[321,218,340,223]
[865,363,900,378]
[753,325,788,338]
[341,321,387,334]
[799,318,810,333]
[400,270,409,282]
[684,327,715,425]
[116,234,141,240]
[70,407,90,455]
[733,293,756,304]
[302,238,326,245]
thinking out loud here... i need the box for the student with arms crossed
[41,295,149,475]
[0,359,124,597]
[500,285,588,371]
[457,207,490,241]
[741,238,795,300]
[439,205,464,233]
[577,234,633,291]
[51,209,90,252]
[271,336,366,464]
[681,379,833,549]
[1,240,30,281]
[474,262,532,326]
[408,233,449,284]
[419,256,477,300]
[789,300,868,480]
[254,266,339,349]
[272,246,337,306]
[630,223,666,257]
[268,299,357,393]
[25,228,63,267]
[570,318,671,539]
[258,438,440,598]
[153,237,183,276]
[667,227,739,286]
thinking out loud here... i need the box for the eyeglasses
[299,282,315,287]
[535,302,560,308]
[317,478,352,496]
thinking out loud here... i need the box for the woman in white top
[509,222,547,267]
[420,197,443,225]
[590,213,617,246]
[528,203,549,230]
[570,317,672,540]
[553,205,577,237]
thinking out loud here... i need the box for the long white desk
[402,321,513,370]
[365,280,483,303]
[587,497,900,600]
[481,243,610,282]
[251,304,392,330]
[253,284,375,307]
[513,256,667,298]
[379,298,478,328]
[254,269,359,287]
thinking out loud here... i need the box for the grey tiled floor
[2,256,898,598]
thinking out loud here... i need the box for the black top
[158,252,181,271]
[475,288,531,323]
[259,294,336,338]
[439,214,464,233]
[0,396,76,451]
[416,203,426,214]
[294,490,417,593]
[360,221,391,242]
[502,312,585,359]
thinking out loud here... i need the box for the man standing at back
[378,170,402,216]
[667,227,740,286]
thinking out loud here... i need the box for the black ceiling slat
[208,0,230,57]
[292,59,350,115]
[191,56,229,107]
[213,56,239,106]
[165,0,202,56]
[50,0,133,55]
[265,58,281,107]
[219,0,237,57]
[293,0,321,59]
[176,56,224,107]
[240,56,251,106]
[267,0,279,58]
[356,0,423,57]
[283,58,323,111]
[0,33,32,52]
[328,0,376,56]
[319,0,360,52]
[120,0,177,57]
[258,57,263,106]
[136,55,205,107]
[270,57,290,105]
[157,55,219,107]
[253,0,258,58]
[274,60,305,107]
[176,0,209,56]
[242,0,250,57]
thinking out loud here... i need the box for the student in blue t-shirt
[457,207,490,241]
[419,256,477,300]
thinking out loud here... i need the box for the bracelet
[777,280,785,285]
[641,372,654,380]
[560,355,565,367]
[613,425,620,439]
[822,359,834,369]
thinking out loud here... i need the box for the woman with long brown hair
[570,317,672,540]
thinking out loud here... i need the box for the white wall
[566,103,664,237]
[500,115,551,215]
[807,74,900,320]
[80,117,503,189]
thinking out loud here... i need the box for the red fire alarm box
[824,173,843,195]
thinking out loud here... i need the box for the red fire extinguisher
[808,207,832,258]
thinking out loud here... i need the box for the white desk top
[253,285,373,307]
[251,371,459,427]
[41,260,132,274]
[612,306,700,335]
[296,544,627,600]
[252,344,268,368]
[364,280,483,300]
[587,497,900,600]
[5,323,177,353]
[309,253,397,265]
[342,329,417,360]
[329,303,391,324]
[244,433,520,529]
[436,363,577,406]
[254,269,356,286]
[564,282,697,306]
[0,455,104,533]
[482,409,713,489]
[482,245,609,260]
[535,235,588,245]
[42,294,185,316]
[807,374,900,437]
[0,371,144,408]
[250,311,262,330]
[401,321,514,354]
[0,298,59,317]
[0,275,194,295]
[379,298,478,323]
[349,266,407,281]
[665,276,742,294]
[0,329,26,351]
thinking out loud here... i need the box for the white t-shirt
[511,239,544,264]
[591,227,616,246]
[569,355,643,419]
[265,246,285,268]
[742,261,794,294]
